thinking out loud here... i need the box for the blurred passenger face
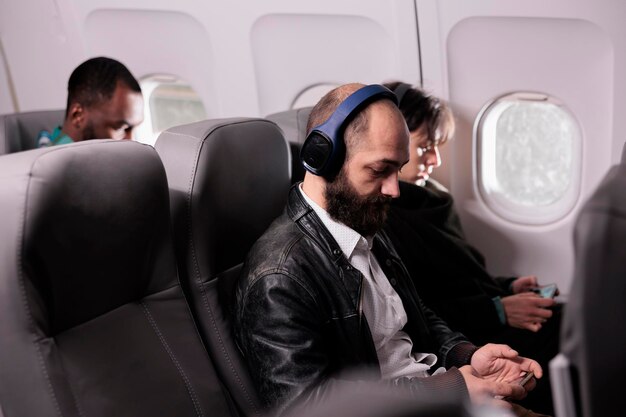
[82,82,144,141]
[398,124,442,186]
[325,102,409,236]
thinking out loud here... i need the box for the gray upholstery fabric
[0,109,64,155]
[561,161,626,417]
[266,107,312,184]
[155,118,291,417]
[0,140,231,417]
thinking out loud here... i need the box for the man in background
[38,56,143,147]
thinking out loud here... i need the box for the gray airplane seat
[0,140,231,417]
[551,155,626,417]
[155,118,291,417]
[266,106,312,184]
[0,109,64,155]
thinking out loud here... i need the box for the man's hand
[458,365,524,408]
[510,403,552,417]
[510,276,539,294]
[470,343,542,400]
[501,292,556,332]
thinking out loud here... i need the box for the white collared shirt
[299,185,441,379]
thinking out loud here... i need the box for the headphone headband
[300,84,398,178]
[393,82,412,107]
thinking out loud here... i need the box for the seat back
[549,353,579,417]
[0,109,64,155]
[155,118,291,417]
[0,140,231,417]
[266,107,312,184]
[555,158,626,417]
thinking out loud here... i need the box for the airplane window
[135,75,207,145]
[476,92,582,224]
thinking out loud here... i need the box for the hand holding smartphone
[530,283,558,299]
[494,371,535,400]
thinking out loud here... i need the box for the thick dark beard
[324,169,392,237]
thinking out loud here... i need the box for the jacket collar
[287,183,347,265]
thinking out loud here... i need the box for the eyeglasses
[416,144,437,157]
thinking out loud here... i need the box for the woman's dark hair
[383,81,455,146]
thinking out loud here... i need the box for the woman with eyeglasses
[383,81,560,416]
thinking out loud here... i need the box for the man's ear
[67,102,85,129]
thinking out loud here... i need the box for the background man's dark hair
[65,57,141,117]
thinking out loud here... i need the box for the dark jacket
[234,184,476,414]
[385,181,563,416]
[385,181,517,342]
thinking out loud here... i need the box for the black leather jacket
[235,185,476,414]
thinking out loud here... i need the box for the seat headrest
[155,118,291,280]
[0,110,65,155]
[0,140,177,335]
[266,107,313,183]
[266,107,313,146]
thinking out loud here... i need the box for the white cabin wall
[0,0,421,119]
[0,0,85,112]
[0,41,15,114]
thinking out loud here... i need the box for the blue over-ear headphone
[300,84,398,178]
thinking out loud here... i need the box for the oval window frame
[474,91,583,225]
[135,74,207,146]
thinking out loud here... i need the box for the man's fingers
[492,382,527,401]
[524,322,542,332]
[483,343,519,359]
[518,292,542,299]
[535,297,557,308]
[525,275,539,287]
[532,308,553,320]
[521,360,543,379]
[490,398,514,410]
[522,375,537,392]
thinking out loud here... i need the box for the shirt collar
[298,184,372,259]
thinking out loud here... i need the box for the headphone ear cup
[301,132,330,173]
[300,130,343,178]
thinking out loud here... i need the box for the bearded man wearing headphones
[234,83,543,416]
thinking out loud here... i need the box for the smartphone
[494,371,535,400]
[531,283,557,299]
[518,371,534,387]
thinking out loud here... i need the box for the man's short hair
[383,81,454,146]
[65,57,141,117]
